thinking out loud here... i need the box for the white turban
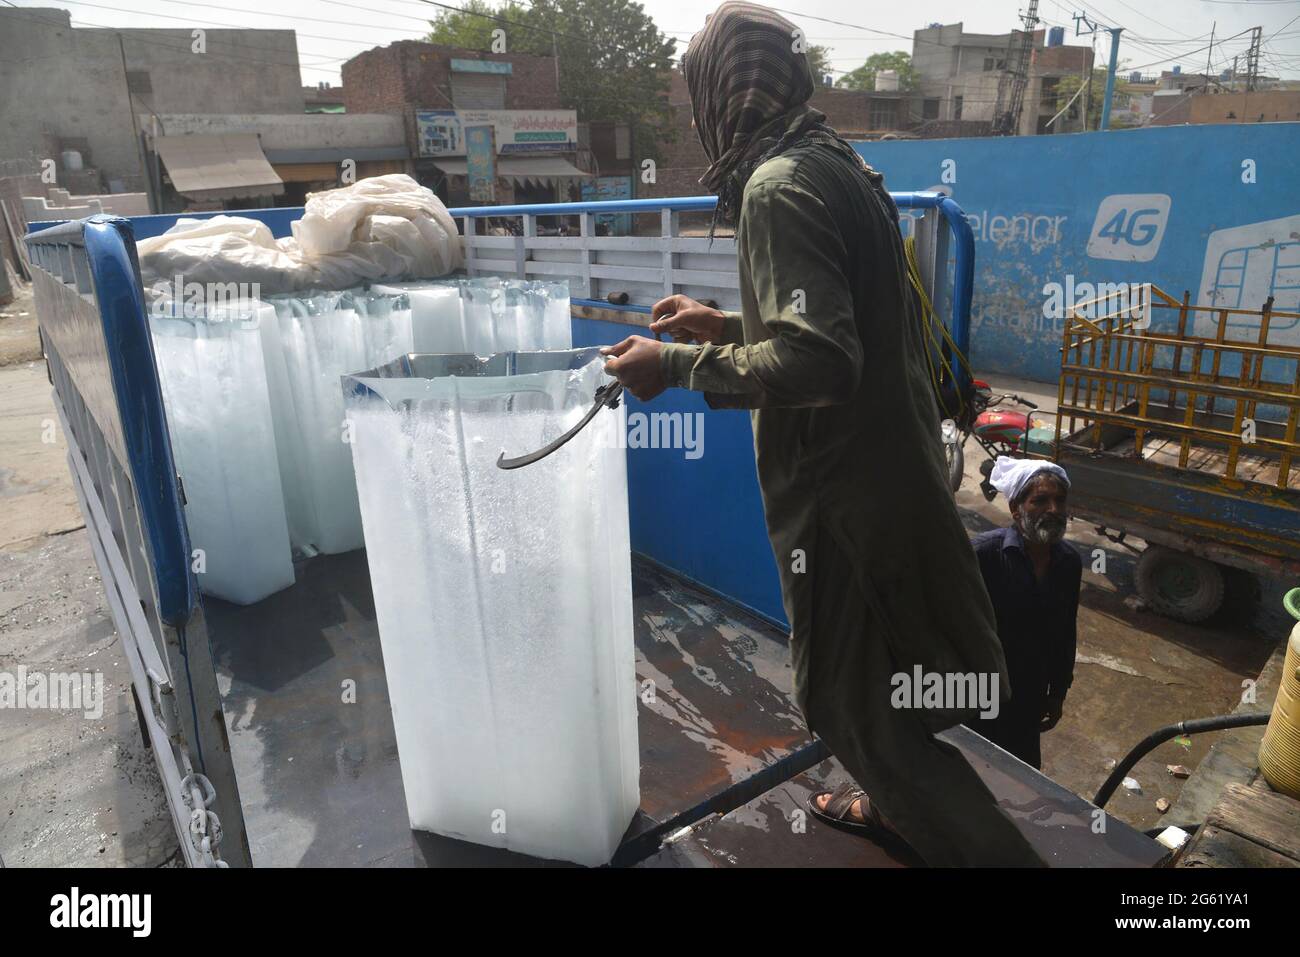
[990,456,1070,504]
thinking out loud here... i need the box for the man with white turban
[972,457,1082,768]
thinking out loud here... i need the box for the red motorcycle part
[973,409,1030,448]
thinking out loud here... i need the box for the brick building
[0,7,304,200]
[911,23,1095,136]
[1150,89,1300,127]
[343,41,563,121]
[639,70,915,203]
[343,41,597,207]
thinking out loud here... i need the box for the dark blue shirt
[970,526,1082,765]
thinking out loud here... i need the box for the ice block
[372,281,467,354]
[372,278,572,355]
[343,349,639,866]
[150,300,295,605]
[260,289,413,554]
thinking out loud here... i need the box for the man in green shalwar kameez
[602,2,1043,866]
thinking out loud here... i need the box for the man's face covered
[681,2,814,198]
[1013,475,1069,546]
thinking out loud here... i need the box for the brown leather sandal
[807,781,891,839]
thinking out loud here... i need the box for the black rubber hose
[1093,712,1271,809]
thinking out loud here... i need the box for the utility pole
[991,0,1040,136]
[1074,12,1123,131]
[1204,21,1216,91]
[1084,50,1094,130]
[1245,26,1262,92]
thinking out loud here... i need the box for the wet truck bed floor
[206,553,1165,868]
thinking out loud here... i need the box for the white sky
[8,0,1300,85]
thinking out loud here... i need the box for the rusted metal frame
[1170,291,1190,433]
[1084,315,1100,448]
[1067,315,1085,440]
[1225,362,1248,482]
[1084,329,1300,361]
[1281,361,1300,489]
[1122,301,1140,413]
[1135,330,1155,458]
[1181,338,1204,469]
[1081,315,1102,447]
[1241,299,1275,478]
[1069,283,1179,320]
[1056,319,1072,462]
[1228,300,1272,480]
[1204,309,1230,422]
[1055,403,1299,457]
[1098,313,1117,426]
[1058,363,1300,408]
[1085,290,1143,425]
[1148,284,1183,308]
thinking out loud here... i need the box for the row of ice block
[372,279,571,355]
[148,278,573,605]
[343,350,639,866]
[150,301,296,605]
[265,280,572,557]
[261,289,413,555]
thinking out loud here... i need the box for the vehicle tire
[944,435,965,494]
[1134,545,1226,623]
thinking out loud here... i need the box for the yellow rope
[904,235,973,419]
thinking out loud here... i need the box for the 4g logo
[1086,194,1172,263]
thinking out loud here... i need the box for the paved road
[1,281,178,865]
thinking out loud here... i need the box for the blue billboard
[854,123,1300,381]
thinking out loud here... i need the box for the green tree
[806,45,832,85]
[836,51,919,92]
[426,0,530,49]
[1053,67,1132,131]
[426,0,677,159]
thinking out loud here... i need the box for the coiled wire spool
[1258,588,1300,799]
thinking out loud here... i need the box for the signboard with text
[465,125,496,204]
[416,109,578,157]
[854,123,1300,379]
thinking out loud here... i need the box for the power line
[1,3,354,68]
[154,0,431,35]
[19,0,427,49]
[1092,0,1197,40]
[1122,26,1261,73]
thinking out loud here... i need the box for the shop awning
[432,155,591,188]
[154,134,284,202]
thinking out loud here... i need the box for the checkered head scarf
[681,2,884,235]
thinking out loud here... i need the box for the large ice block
[343,349,639,866]
[372,281,466,354]
[150,301,295,605]
[260,290,413,554]
[372,278,572,355]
